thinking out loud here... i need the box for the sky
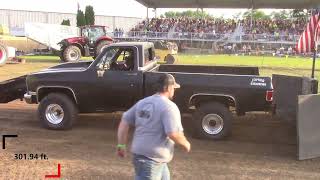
[0,0,280,18]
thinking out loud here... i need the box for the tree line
[60,7,308,27]
[162,9,310,20]
[61,5,95,27]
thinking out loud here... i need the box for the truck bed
[144,64,272,113]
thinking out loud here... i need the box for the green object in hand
[117,144,126,149]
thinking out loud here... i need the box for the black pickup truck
[0,42,273,140]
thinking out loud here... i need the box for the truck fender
[189,93,237,109]
[37,86,78,104]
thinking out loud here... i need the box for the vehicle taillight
[266,90,273,102]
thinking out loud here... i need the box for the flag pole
[312,49,316,78]
[311,10,319,79]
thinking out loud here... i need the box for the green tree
[291,9,308,19]
[270,10,289,20]
[76,10,86,27]
[85,5,95,25]
[232,12,242,20]
[242,10,271,20]
[164,10,212,18]
[164,11,177,18]
[61,19,71,26]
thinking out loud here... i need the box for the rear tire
[38,93,78,130]
[96,40,111,57]
[0,43,8,66]
[164,54,176,64]
[193,102,233,140]
[62,45,81,62]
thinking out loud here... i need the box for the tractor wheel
[164,54,176,64]
[62,45,81,62]
[96,41,111,57]
[0,43,8,66]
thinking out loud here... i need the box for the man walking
[117,73,191,180]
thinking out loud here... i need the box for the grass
[20,55,93,63]
[0,56,93,81]
[175,54,320,82]
[1,54,319,83]
[177,54,320,69]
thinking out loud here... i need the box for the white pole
[147,7,149,20]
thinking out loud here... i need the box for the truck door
[94,46,143,111]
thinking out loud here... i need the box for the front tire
[193,102,233,140]
[38,93,78,130]
[0,43,8,66]
[62,45,81,62]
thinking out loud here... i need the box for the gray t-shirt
[122,94,183,163]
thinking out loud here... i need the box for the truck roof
[109,42,154,49]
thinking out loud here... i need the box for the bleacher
[112,17,305,46]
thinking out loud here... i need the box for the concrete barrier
[297,94,320,160]
[272,75,318,124]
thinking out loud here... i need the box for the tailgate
[0,75,27,103]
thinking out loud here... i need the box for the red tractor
[58,25,113,62]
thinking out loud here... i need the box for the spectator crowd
[241,18,306,41]
[130,18,237,39]
[127,17,307,42]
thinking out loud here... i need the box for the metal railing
[110,31,301,44]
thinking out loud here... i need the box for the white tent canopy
[136,0,320,9]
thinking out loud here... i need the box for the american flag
[296,12,320,53]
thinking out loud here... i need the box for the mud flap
[298,94,320,160]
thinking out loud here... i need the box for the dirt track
[1,101,320,180]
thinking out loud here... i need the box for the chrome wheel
[45,104,64,125]
[202,114,224,135]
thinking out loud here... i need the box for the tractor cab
[81,26,106,46]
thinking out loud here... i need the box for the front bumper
[24,92,36,104]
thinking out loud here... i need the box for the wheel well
[37,88,77,104]
[190,95,236,109]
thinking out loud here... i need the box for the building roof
[135,0,320,9]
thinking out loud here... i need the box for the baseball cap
[157,73,181,89]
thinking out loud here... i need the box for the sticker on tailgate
[250,78,267,87]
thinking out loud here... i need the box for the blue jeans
[133,154,170,180]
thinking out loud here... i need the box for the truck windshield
[96,48,118,69]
